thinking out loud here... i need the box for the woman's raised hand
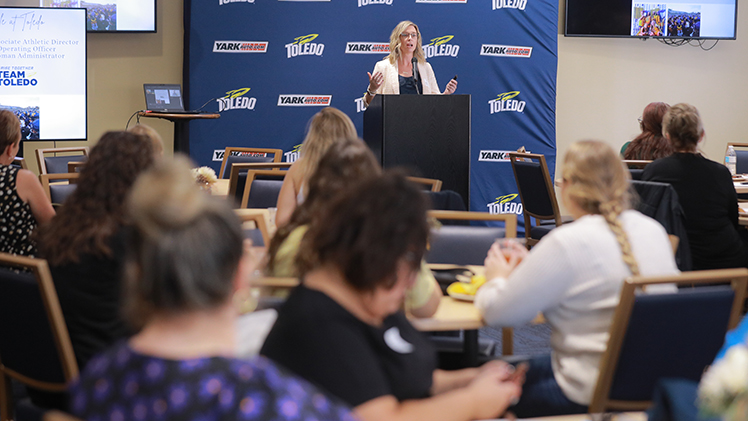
[367,71,384,93]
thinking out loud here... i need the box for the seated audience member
[127,123,165,158]
[623,102,672,160]
[475,140,679,418]
[69,157,357,421]
[266,138,441,318]
[276,106,358,227]
[262,172,524,421]
[0,109,55,257]
[38,131,156,370]
[642,103,748,269]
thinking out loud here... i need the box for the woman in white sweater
[475,140,679,417]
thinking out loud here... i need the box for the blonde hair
[0,110,20,153]
[124,156,243,328]
[562,140,640,276]
[128,123,164,157]
[662,103,703,152]
[297,107,357,182]
[387,20,426,65]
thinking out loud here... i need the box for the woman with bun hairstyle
[476,140,679,417]
[69,157,357,421]
[643,103,748,269]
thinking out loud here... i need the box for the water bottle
[726,145,737,176]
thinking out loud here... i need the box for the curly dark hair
[266,138,381,274]
[296,171,429,292]
[624,102,672,160]
[38,131,155,265]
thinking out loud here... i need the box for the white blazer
[370,58,441,95]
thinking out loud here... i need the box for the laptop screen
[144,84,185,112]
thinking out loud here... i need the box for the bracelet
[366,88,375,96]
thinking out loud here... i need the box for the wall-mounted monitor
[0,1,156,32]
[565,0,737,39]
[0,6,87,140]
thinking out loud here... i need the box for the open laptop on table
[143,83,204,114]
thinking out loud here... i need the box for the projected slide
[0,7,86,140]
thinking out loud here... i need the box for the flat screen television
[0,6,87,140]
[565,0,737,39]
[0,1,156,32]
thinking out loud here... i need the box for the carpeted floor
[480,322,552,357]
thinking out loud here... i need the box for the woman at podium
[363,21,458,106]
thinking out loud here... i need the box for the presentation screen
[0,1,156,32]
[0,6,87,140]
[565,0,737,39]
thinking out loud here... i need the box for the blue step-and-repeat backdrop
[185,0,558,231]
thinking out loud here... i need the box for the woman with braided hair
[475,140,679,418]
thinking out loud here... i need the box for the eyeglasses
[400,33,418,40]
[637,117,643,124]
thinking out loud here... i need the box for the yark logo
[284,144,302,163]
[355,96,367,113]
[286,34,324,58]
[358,0,392,6]
[480,44,532,58]
[493,0,527,10]
[487,194,523,215]
[479,150,513,162]
[424,36,460,58]
[213,41,268,53]
[213,150,271,162]
[416,0,467,3]
[0,70,37,86]
[217,88,257,112]
[278,95,332,106]
[219,0,253,4]
[345,42,389,54]
[489,91,526,114]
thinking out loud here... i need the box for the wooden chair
[427,211,518,357]
[0,253,79,421]
[35,147,89,175]
[11,157,27,170]
[408,176,443,192]
[227,163,291,209]
[218,147,284,179]
[39,173,80,208]
[66,161,85,173]
[236,209,273,248]
[622,159,652,180]
[589,268,748,414]
[509,152,570,247]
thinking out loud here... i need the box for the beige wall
[556,1,746,176]
[23,0,182,173]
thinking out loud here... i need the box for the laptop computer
[143,83,202,113]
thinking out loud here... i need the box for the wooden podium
[137,111,220,154]
[363,94,471,206]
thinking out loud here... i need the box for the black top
[0,165,38,257]
[642,153,748,270]
[49,230,130,370]
[69,341,356,421]
[399,75,423,95]
[260,284,437,407]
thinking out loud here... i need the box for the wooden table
[212,178,230,198]
[735,181,748,194]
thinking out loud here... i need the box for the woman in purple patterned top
[69,157,356,421]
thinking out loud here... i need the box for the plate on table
[446,275,487,302]
[446,284,475,302]
[733,174,747,182]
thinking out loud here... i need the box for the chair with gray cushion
[35,147,89,175]
[39,173,80,209]
[589,268,747,413]
[509,152,571,247]
[227,163,290,209]
[218,147,284,179]
[0,253,79,419]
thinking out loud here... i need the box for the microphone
[411,57,421,95]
